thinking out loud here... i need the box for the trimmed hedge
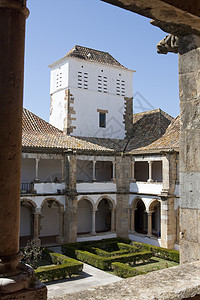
[118,243,142,253]
[132,242,179,263]
[61,237,131,258]
[89,247,129,257]
[75,250,152,270]
[35,252,83,282]
[112,262,142,278]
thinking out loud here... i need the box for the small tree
[22,240,43,269]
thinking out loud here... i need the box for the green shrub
[111,262,143,278]
[35,253,83,282]
[118,243,142,253]
[132,242,179,263]
[87,247,128,257]
[21,241,43,269]
[61,238,131,259]
[76,250,152,270]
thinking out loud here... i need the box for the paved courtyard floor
[46,246,122,299]
[47,262,122,299]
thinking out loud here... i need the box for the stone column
[111,208,116,232]
[33,209,41,246]
[130,208,136,233]
[0,0,28,273]
[147,211,153,237]
[64,152,77,243]
[56,207,64,244]
[147,161,154,182]
[35,158,40,181]
[131,161,136,182]
[93,160,96,181]
[160,197,176,249]
[0,1,47,298]
[91,209,96,235]
[112,161,116,181]
[61,159,65,181]
[116,155,131,238]
[179,35,200,263]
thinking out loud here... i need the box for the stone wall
[123,97,133,138]
[116,155,131,238]
[161,152,178,249]
[179,34,200,263]
[64,89,76,135]
[51,261,200,299]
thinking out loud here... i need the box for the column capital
[0,0,29,18]
[34,208,41,215]
[147,210,154,215]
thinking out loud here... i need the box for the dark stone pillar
[0,0,29,275]
[179,34,200,263]
[0,1,47,298]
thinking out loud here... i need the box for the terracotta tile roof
[132,115,180,152]
[126,109,174,152]
[22,108,179,154]
[76,137,128,152]
[133,109,173,124]
[22,109,114,152]
[50,45,133,71]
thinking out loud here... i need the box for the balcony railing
[21,183,32,194]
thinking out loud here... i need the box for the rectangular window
[99,112,106,128]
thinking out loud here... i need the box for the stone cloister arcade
[130,197,161,238]
[20,195,116,247]
[20,198,64,247]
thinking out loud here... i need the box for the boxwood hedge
[61,237,131,258]
[132,242,179,263]
[75,249,152,270]
[35,252,83,282]
[111,262,143,278]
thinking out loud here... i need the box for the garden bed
[21,242,83,282]
[62,238,179,278]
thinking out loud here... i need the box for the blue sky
[24,0,179,122]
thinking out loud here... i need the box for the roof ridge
[49,45,134,71]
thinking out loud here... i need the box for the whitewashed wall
[21,158,35,183]
[40,202,59,236]
[77,199,92,233]
[130,182,163,195]
[49,56,133,139]
[20,206,32,236]
[38,159,62,182]
[49,89,66,131]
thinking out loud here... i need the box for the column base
[147,179,154,183]
[0,263,47,299]
[90,232,97,236]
